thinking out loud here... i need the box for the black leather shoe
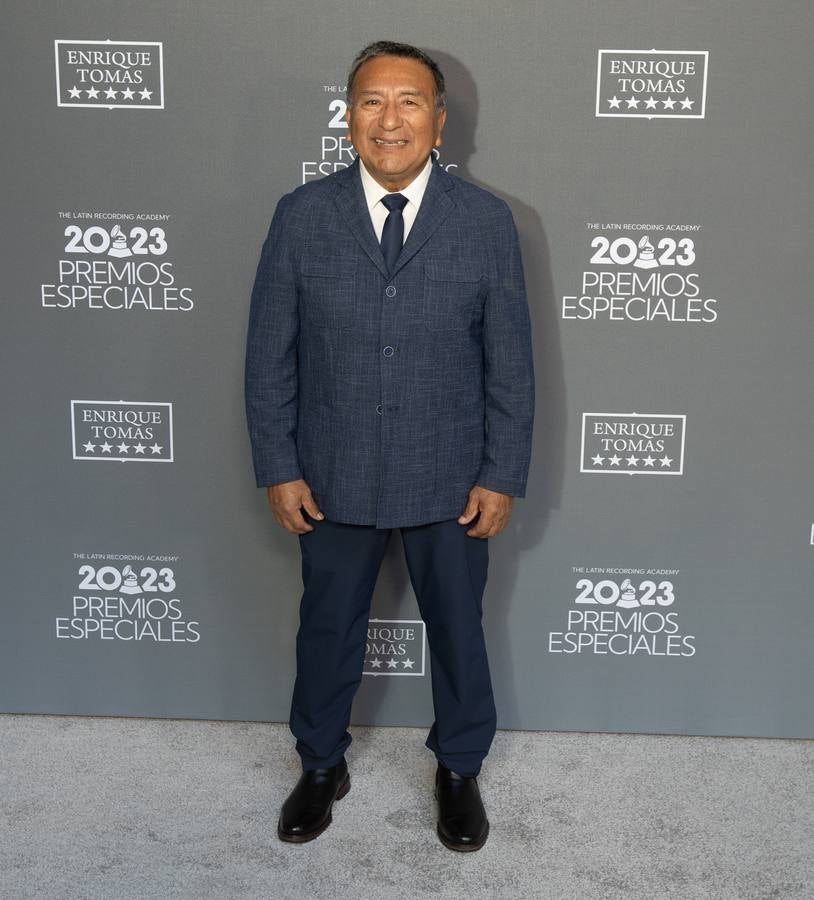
[277,757,350,843]
[434,762,489,851]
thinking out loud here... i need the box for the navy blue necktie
[380,192,409,273]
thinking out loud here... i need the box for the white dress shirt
[358,154,434,244]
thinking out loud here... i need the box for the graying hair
[346,40,447,111]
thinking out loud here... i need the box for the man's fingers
[466,506,511,538]
[464,488,514,537]
[266,481,324,534]
[275,505,313,534]
[458,493,480,524]
[466,508,494,538]
[301,494,324,522]
[287,507,314,534]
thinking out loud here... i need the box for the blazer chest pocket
[423,260,482,331]
[300,256,358,329]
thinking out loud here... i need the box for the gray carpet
[0,714,811,899]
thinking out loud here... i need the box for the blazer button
[385,285,397,298]
[382,345,394,357]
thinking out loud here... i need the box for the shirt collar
[358,154,434,213]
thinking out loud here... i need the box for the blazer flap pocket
[425,260,482,283]
[301,255,357,278]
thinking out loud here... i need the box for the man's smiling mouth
[373,138,408,145]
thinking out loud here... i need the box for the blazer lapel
[389,159,455,278]
[333,157,390,279]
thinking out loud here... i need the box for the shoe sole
[433,784,489,852]
[277,773,351,843]
[436,819,489,852]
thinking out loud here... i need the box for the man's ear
[434,108,447,146]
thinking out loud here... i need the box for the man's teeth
[374,139,407,144]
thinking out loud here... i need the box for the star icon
[644,96,659,109]
[402,658,415,669]
[369,658,382,668]
[133,443,147,454]
[139,88,153,100]
[609,454,622,466]
[121,87,135,100]
[117,442,130,454]
[100,441,113,453]
[82,441,96,453]
[625,96,640,109]
[104,87,118,99]
[86,87,99,99]
[591,454,605,466]
[386,659,399,669]
[68,86,82,99]
[607,95,621,109]
[626,455,639,467]
[149,443,163,454]
[659,456,673,467]
[642,455,656,467]
[680,97,694,110]
[662,97,676,110]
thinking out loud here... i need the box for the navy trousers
[290,514,497,778]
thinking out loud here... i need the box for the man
[244,40,534,852]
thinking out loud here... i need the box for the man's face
[345,54,447,192]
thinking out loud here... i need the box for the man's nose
[378,98,403,129]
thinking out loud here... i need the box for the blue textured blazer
[244,155,535,528]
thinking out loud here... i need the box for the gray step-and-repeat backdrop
[2,2,812,739]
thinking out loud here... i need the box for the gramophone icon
[108,224,132,258]
[617,578,639,608]
[633,235,659,269]
[119,564,141,594]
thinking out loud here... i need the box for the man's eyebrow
[356,88,428,97]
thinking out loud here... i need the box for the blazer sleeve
[476,199,536,497]
[244,192,304,488]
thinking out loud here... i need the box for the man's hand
[266,479,324,534]
[458,485,514,538]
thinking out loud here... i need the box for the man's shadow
[352,52,566,749]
